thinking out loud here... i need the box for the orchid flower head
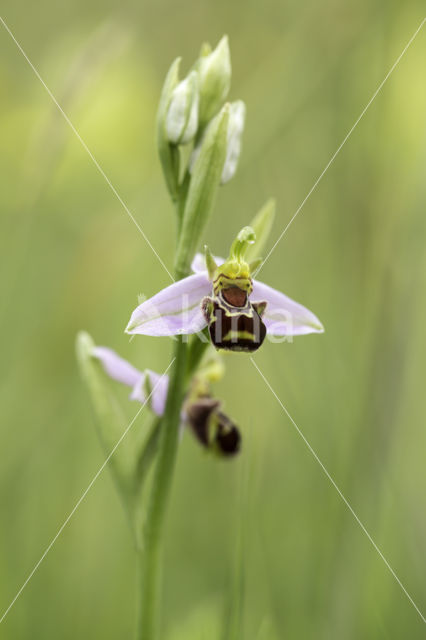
[125,223,324,352]
[92,345,240,457]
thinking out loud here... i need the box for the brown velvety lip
[222,287,247,307]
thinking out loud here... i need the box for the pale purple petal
[126,273,211,336]
[251,280,324,336]
[145,370,169,416]
[191,253,225,273]
[92,346,170,416]
[131,372,184,424]
[92,346,143,387]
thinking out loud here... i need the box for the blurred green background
[1,1,425,638]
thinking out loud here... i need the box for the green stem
[134,418,162,494]
[176,171,190,238]
[185,332,209,383]
[137,337,187,639]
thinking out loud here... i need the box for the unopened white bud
[165,71,199,145]
[221,100,246,184]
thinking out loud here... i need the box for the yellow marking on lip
[222,330,256,342]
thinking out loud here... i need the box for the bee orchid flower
[92,346,240,456]
[125,226,324,352]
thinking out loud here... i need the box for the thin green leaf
[175,104,229,278]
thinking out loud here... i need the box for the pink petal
[131,369,169,416]
[93,346,169,416]
[92,346,142,387]
[251,280,324,336]
[125,273,211,336]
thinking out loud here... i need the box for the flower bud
[165,71,199,145]
[197,346,225,383]
[156,57,181,201]
[198,35,231,125]
[221,100,246,184]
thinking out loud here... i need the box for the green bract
[198,35,231,126]
[174,104,229,278]
[245,198,276,264]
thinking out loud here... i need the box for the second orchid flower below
[92,345,240,457]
